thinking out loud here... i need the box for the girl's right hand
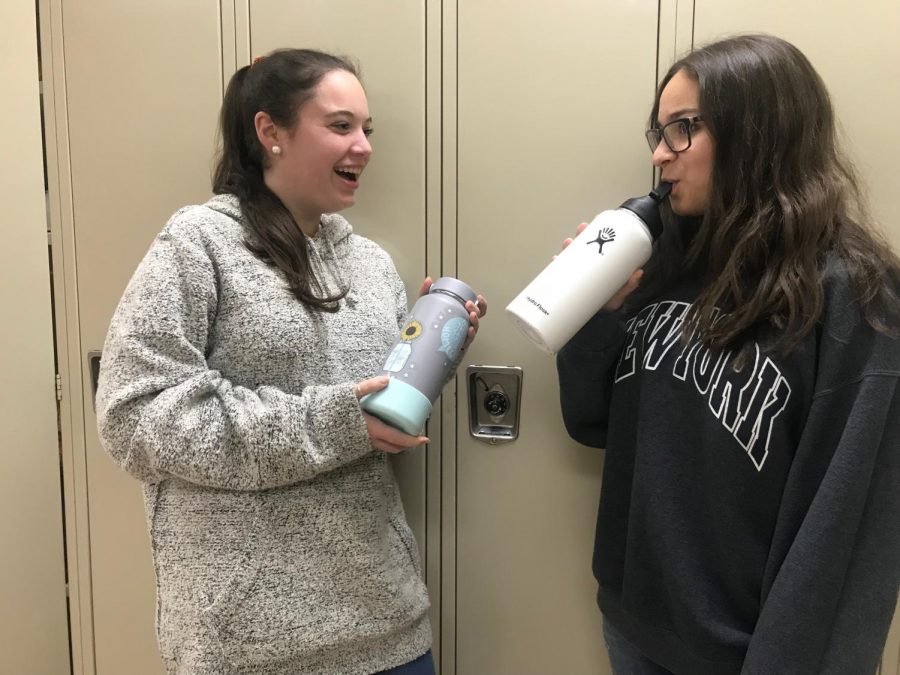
[557,222,589,254]
[604,268,643,311]
[555,223,643,312]
[354,376,429,453]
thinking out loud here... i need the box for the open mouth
[334,167,362,182]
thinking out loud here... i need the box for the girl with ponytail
[96,48,485,674]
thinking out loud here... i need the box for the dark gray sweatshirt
[557,258,900,674]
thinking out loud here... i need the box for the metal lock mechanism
[483,390,510,417]
[466,365,523,444]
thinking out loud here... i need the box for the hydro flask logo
[587,227,616,254]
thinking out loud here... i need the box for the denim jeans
[377,650,436,675]
[604,618,675,675]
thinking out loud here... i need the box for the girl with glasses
[557,34,900,674]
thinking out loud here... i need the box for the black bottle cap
[618,181,672,241]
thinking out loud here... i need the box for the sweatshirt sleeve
[96,225,374,491]
[556,310,628,448]
[742,373,900,674]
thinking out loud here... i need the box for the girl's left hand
[354,376,430,452]
[418,277,487,351]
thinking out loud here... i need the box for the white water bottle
[506,182,671,354]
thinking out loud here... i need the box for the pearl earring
[271,145,282,155]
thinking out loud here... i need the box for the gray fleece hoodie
[96,194,431,674]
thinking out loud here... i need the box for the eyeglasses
[645,116,703,153]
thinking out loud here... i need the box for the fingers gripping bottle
[506,182,672,355]
[361,277,477,435]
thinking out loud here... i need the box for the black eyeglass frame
[645,116,704,153]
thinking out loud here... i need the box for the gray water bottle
[361,277,477,435]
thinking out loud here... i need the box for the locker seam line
[454,0,459,669]
[56,1,100,670]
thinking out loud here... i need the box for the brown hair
[638,34,900,361]
[213,48,360,310]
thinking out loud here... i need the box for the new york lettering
[615,301,791,470]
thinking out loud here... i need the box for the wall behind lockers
[19,0,900,674]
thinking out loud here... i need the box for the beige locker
[45,1,436,673]
[43,1,224,673]
[1,1,71,673]
[452,1,659,673]
[245,0,435,607]
[245,0,444,659]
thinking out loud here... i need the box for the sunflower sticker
[400,319,423,341]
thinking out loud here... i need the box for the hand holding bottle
[361,277,484,435]
[417,276,488,351]
[506,181,670,354]
[355,375,429,453]
[558,224,643,312]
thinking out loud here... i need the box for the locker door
[244,1,439,653]
[49,1,435,671]
[1,1,70,673]
[453,2,660,673]
[50,2,223,672]
[245,0,433,572]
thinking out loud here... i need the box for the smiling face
[651,69,714,217]
[261,69,373,233]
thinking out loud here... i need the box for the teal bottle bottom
[360,378,433,436]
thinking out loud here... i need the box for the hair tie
[252,55,265,67]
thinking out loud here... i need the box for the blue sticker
[439,317,468,361]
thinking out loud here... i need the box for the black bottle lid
[618,181,672,241]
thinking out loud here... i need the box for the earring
[271,145,282,155]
